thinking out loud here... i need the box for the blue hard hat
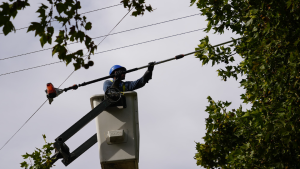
[109,65,126,75]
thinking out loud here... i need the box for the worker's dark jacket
[103,77,148,92]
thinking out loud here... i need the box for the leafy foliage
[0,0,30,35]
[191,0,300,168]
[121,0,153,16]
[0,0,153,70]
[20,135,55,169]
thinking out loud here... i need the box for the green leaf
[287,0,292,9]
[294,38,300,46]
[47,26,54,35]
[42,134,47,143]
[85,22,92,30]
[22,153,29,159]
[56,3,65,14]
[245,18,253,26]
[190,0,197,6]
[242,112,250,118]
[39,34,47,47]
[73,62,81,70]
[65,54,73,66]
[3,21,15,35]
[77,31,85,42]
[253,27,257,32]
[20,161,28,168]
[76,49,83,56]
[251,9,258,14]
[27,25,35,32]
[85,35,91,47]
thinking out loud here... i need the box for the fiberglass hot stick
[62,38,241,92]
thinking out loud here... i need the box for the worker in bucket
[103,62,155,92]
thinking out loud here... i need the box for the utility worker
[103,62,155,92]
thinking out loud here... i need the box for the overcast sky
[0,0,249,169]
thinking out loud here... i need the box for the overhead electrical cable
[0,8,132,152]
[94,29,204,55]
[0,100,48,151]
[0,28,205,77]
[0,61,62,76]
[0,13,201,61]
[0,4,122,35]
[92,13,200,40]
[79,4,122,15]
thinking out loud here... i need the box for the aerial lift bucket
[90,91,140,169]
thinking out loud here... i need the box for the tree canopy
[0,0,152,70]
[191,0,300,168]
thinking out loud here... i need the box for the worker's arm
[124,62,155,91]
[103,62,155,92]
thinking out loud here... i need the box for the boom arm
[50,98,111,166]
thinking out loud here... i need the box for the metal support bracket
[50,99,111,166]
[62,133,98,166]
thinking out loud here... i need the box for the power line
[96,8,132,47]
[0,8,131,152]
[0,100,48,151]
[94,28,204,55]
[0,61,62,76]
[0,48,53,61]
[0,4,122,35]
[0,28,205,77]
[80,4,121,15]
[92,13,200,40]
[0,13,200,61]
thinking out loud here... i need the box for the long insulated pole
[63,38,240,92]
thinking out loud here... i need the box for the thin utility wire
[94,29,204,55]
[1,28,205,77]
[80,4,121,15]
[0,13,200,61]
[0,8,131,152]
[0,100,48,151]
[0,4,122,35]
[0,61,62,76]
[96,9,132,48]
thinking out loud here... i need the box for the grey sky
[0,0,249,168]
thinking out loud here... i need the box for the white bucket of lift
[90,91,140,169]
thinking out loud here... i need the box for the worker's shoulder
[104,80,113,84]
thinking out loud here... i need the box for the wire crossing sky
[0,13,200,61]
[0,4,122,35]
[0,28,204,76]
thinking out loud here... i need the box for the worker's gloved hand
[148,61,156,72]
[144,62,155,83]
